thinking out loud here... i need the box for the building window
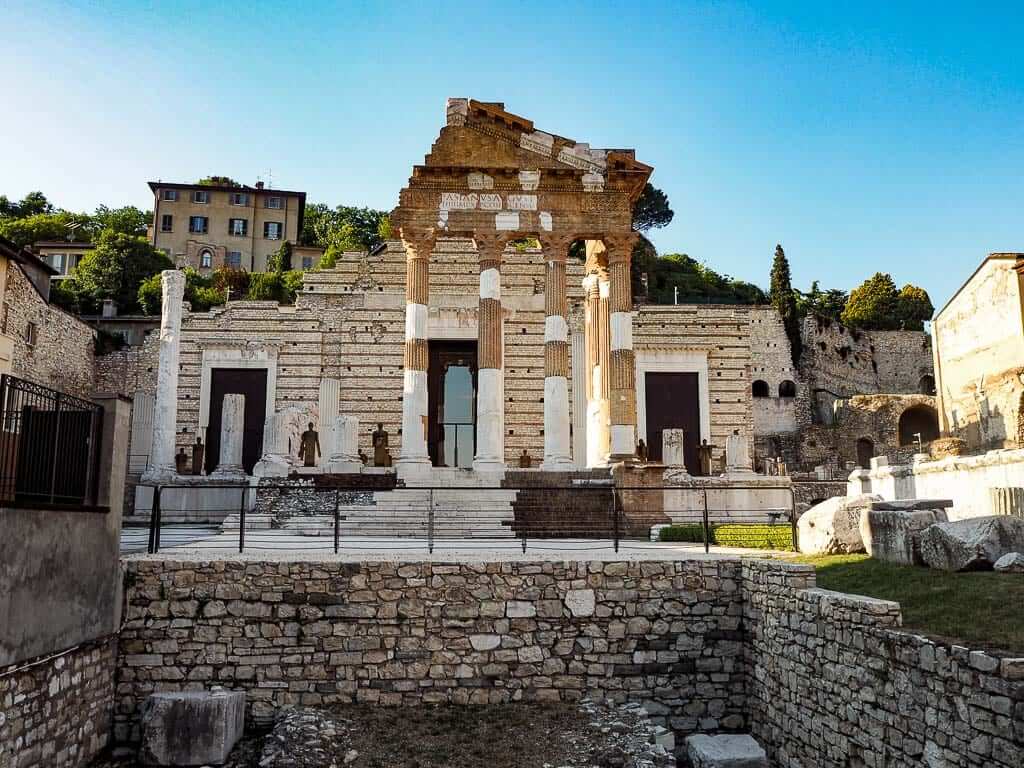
[265,196,282,209]
[199,249,213,268]
[229,218,248,236]
[778,380,797,398]
[264,221,282,240]
[230,192,249,206]
[301,256,314,269]
[162,189,178,201]
[161,214,173,232]
[25,322,38,348]
[189,216,209,234]
[752,380,770,398]
[46,253,66,273]
[226,251,242,268]
[192,190,210,204]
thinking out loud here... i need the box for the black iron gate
[0,374,104,507]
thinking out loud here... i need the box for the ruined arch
[778,380,797,398]
[898,404,940,446]
[856,437,875,468]
[919,374,936,395]
[752,380,769,398]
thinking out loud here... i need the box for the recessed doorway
[427,341,477,468]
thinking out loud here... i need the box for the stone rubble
[797,493,880,554]
[258,707,353,768]
[917,515,1024,571]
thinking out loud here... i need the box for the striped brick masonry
[142,269,186,483]
[541,235,573,469]
[397,232,434,473]
[606,234,637,460]
[473,232,507,472]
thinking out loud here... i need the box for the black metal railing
[0,374,104,507]
[135,481,799,556]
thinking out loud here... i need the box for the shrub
[247,271,282,301]
[658,523,793,550]
[658,524,707,543]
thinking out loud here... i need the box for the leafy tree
[73,231,173,313]
[646,253,766,305]
[896,284,934,331]
[841,272,901,330]
[631,184,674,232]
[795,280,847,321]
[300,203,389,251]
[769,244,802,365]
[137,273,163,315]
[377,214,393,241]
[138,267,227,314]
[92,205,150,237]
[0,211,93,248]
[315,244,340,271]
[197,176,240,187]
[50,278,81,313]
[17,191,55,217]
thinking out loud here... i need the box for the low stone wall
[0,636,117,768]
[743,560,1024,767]
[856,448,1024,519]
[114,559,746,742]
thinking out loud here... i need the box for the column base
[541,456,575,471]
[253,455,290,479]
[472,459,506,474]
[325,459,363,474]
[396,457,432,484]
[211,465,246,479]
[141,466,180,485]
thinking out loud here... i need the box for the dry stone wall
[0,637,117,768]
[114,559,746,742]
[743,560,1024,767]
[5,262,95,400]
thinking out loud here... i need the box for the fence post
[238,484,247,554]
[48,392,63,506]
[790,488,799,552]
[428,488,434,554]
[612,489,620,553]
[333,488,340,554]
[702,487,710,554]
[147,485,161,554]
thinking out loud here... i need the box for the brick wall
[0,637,117,768]
[742,560,1024,767]
[5,263,95,400]
[114,559,746,742]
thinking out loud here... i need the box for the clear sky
[3,1,1022,309]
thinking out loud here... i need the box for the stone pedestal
[211,394,245,478]
[725,433,755,476]
[141,270,186,484]
[327,415,362,473]
[140,690,245,766]
[663,429,686,469]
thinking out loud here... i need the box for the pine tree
[769,244,802,366]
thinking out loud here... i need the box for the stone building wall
[4,262,95,400]
[114,558,746,742]
[93,333,160,399]
[932,254,1024,452]
[800,315,933,423]
[0,636,117,768]
[743,560,1024,767]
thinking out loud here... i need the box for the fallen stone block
[994,552,1024,573]
[140,689,245,766]
[918,516,1024,571]
[686,733,768,767]
[860,501,950,565]
[797,493,881,554]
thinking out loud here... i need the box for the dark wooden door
[206,368,268,475]
[645,372,701,474]
[427,341,477,467]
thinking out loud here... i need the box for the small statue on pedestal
[298,422,321,467]
[698,439,715,477]
[191,436,205,476]
[518,449,532,468]
[372,422,391,467]
[637,439,649,463]
[175,447,190,475]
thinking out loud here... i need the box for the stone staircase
[278,487,518,539]
[503,469,620,538]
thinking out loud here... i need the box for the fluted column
[473,232,507,472]
[396,232,434,473]
[142,269,186,483]
[540,235,573,469]
[606,233,637,461]
[583,270,611,467]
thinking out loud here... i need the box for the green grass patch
[659,523,793,550]
[788,554,1024,654]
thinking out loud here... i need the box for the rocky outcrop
[918,516,1024,571]
[797,494,881,554]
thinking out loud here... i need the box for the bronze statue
[175,447,190,475]
[191,436,205,476]
[518,449,532,468]
[298,422,320,467]
[358,448,369,465]
[698,439,715,477]
[372,422,390,467]
[637,439,648,463]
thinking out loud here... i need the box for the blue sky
[3,1,1022,308]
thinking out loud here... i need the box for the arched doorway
[778,380,797,398]
[919,375,936,395]
[752,380,769,398]
[898,405,940,446]
[856,437,875,468]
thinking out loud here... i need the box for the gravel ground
[89,701,675,768]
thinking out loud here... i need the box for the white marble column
[142,270,186,483]
[212,394,246,478]
[254,410,290,478]
[541,236,573,469]
[663,428,686,469]
[473,233,506,473]
[327,415,361,473]
[396,233,433,476]
[129,392,155,475]
[318,378,340,442]
[570,315,586,468]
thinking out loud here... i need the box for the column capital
[472,231,509,261]
[398,228,436,259]
[603,232,637,264]
[538,234,574,262]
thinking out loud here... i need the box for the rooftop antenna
[265,169,274,189]
[66,221,81,242]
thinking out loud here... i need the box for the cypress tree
[769,244,802,366]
